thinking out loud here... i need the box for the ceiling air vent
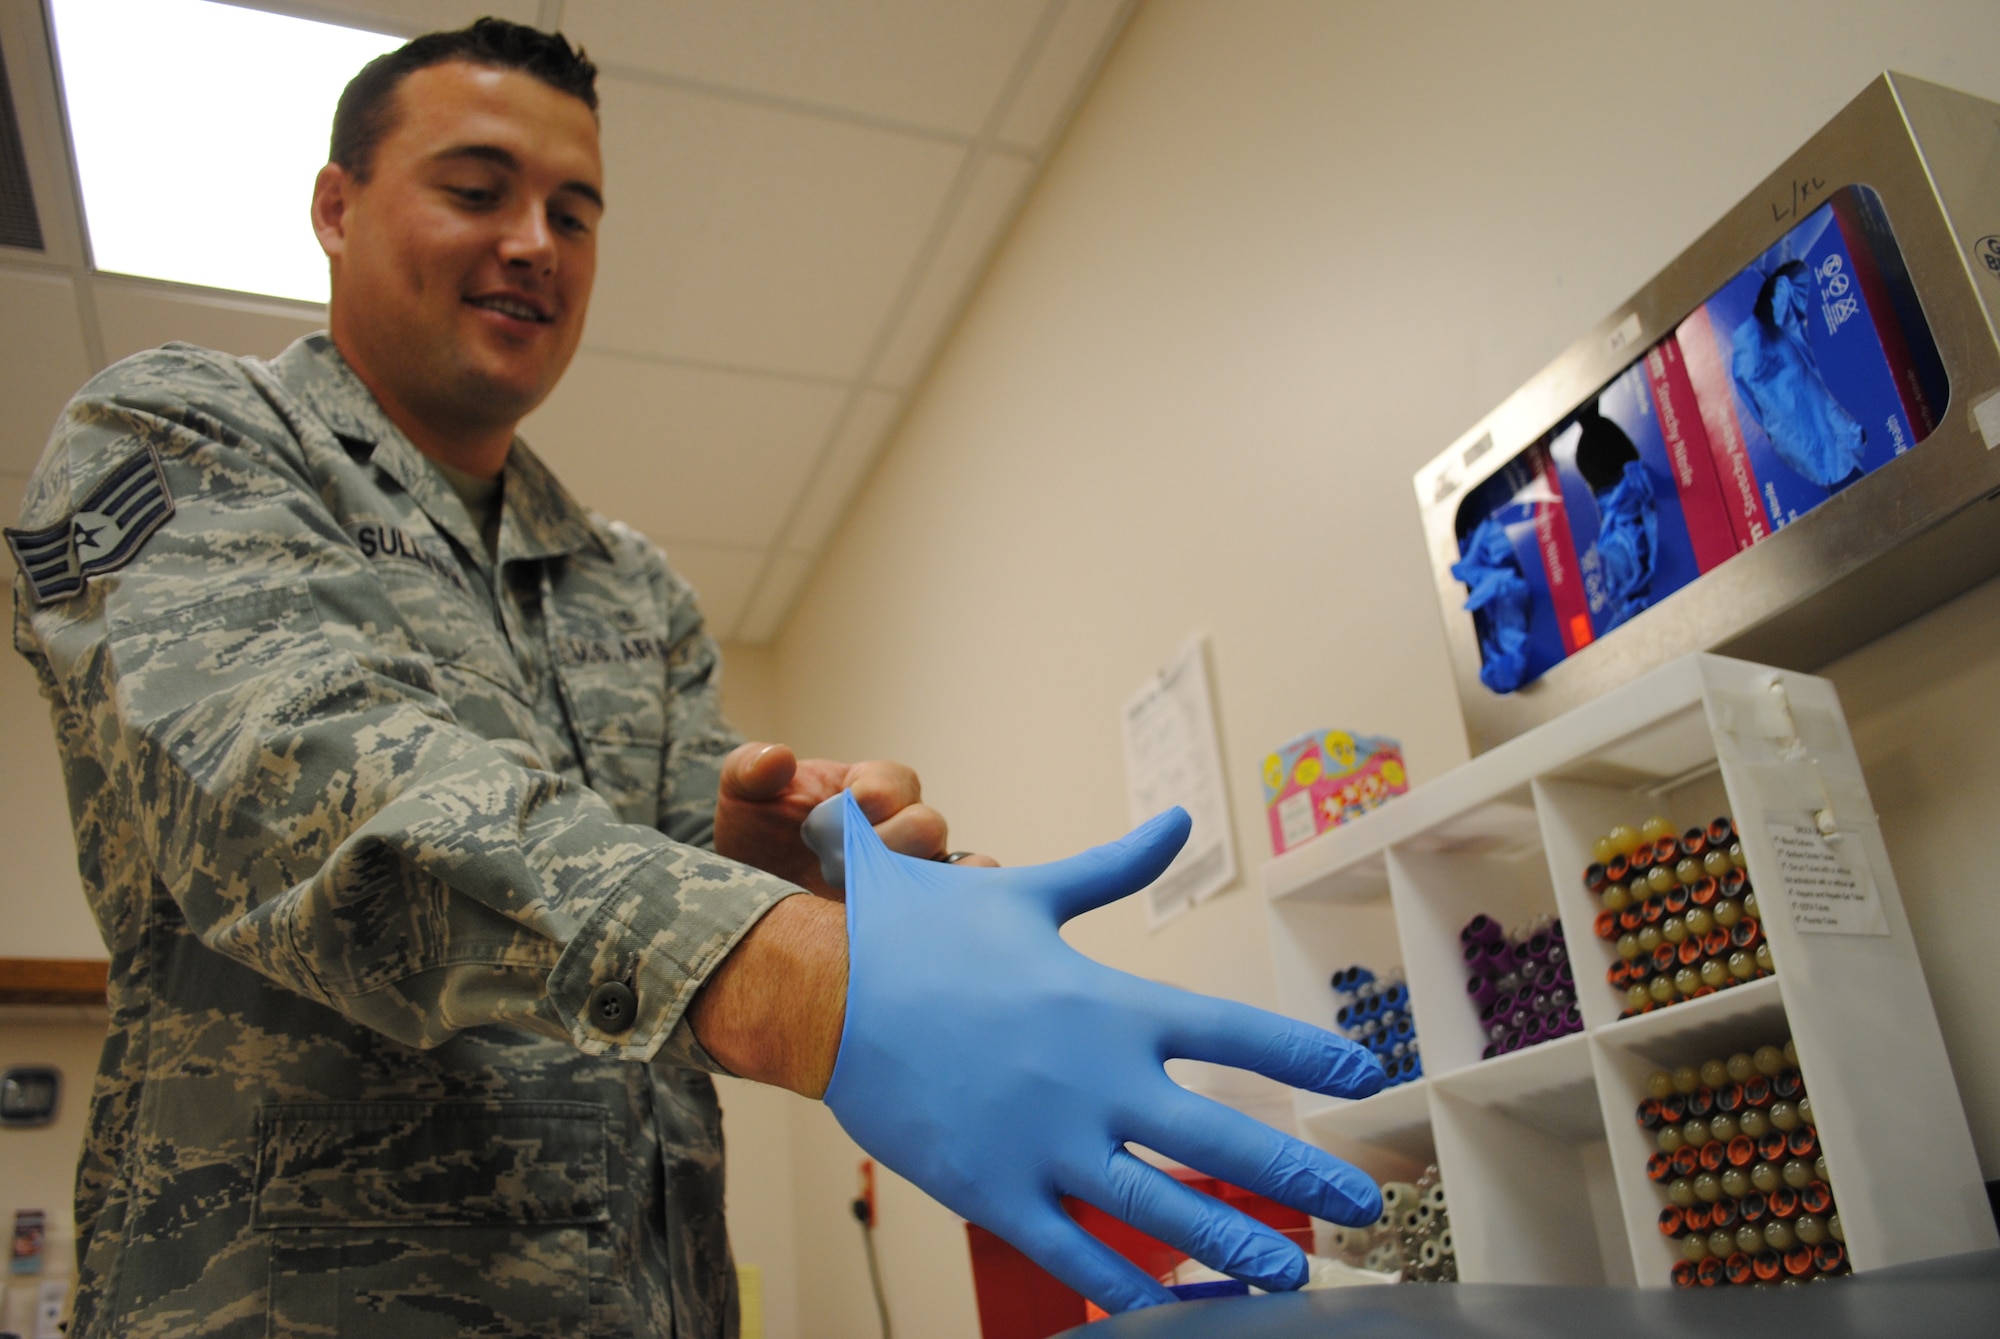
[0,31,45,251]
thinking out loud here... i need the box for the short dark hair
[330,17,598,181]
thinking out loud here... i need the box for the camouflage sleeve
[13,346,801,1062]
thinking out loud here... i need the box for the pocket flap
[255,1100,608,1228]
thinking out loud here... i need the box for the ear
[311,162,354,263]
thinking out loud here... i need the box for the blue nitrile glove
[1452,516,1532,694]
[801,794,847,890]
[804,791,1387,1313]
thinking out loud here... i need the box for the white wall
[761,3,2000,1333]
[1819,579,2000,1183]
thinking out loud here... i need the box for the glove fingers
[1160,991,1385,1099]
[837,792,1191,928]
[840,788,939,902]
[1130,1089,1383,1228]
[1074,1150,1308,1293]
[998,1203,1179,1313]
[1029,806,1192,924]
[802,793,848,892]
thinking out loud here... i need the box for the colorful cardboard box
[1639,336,1744,572]
[1547,357,1710,639]
[1451,440,1591,694]
[1675,185,1937,537]
[1262,729,1408,855]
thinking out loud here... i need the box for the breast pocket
[341,518,523,704]
[369,559,530,709]
[256,1101,608,1338]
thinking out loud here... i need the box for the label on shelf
[1765,816,1889,936]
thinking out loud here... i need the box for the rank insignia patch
[6,447,175,605]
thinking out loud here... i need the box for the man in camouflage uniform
[9,20,947,1337]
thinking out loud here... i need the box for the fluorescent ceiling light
[51,0,401,304]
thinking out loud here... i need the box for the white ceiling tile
[520,348,848,549]
[223,1,540,38]
[567,0,1046,137]
[650,540,767,641]
[92,279,323,366]
[996,0,1133,154]
[585,76,967,380]
[0,268,93,475]
[735,550,814,646]
[783,386,901,556]
[872,150,1032,389]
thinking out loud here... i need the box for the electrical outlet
[1,1068,60,1128]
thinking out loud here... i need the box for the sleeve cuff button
[586,981,638,1034]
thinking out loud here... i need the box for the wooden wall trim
[0,958,109,1005]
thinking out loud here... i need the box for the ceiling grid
[731,0,1068,641]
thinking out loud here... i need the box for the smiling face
[313,60,603,470]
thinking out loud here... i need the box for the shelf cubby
[1300,1081,1435,1185]
[1590,981,1798,1284]
[1262,653,1996,1287]
[1428,1075,1628,1286]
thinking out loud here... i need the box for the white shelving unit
[1264,652,1997,1287]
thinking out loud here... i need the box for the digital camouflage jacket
[9,334,800,1337]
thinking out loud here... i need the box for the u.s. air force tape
[6,446,175,605]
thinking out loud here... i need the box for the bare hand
[716,742,990,897]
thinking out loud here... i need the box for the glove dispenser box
[1418,72,2000,755]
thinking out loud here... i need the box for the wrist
[687,892,849,1098]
